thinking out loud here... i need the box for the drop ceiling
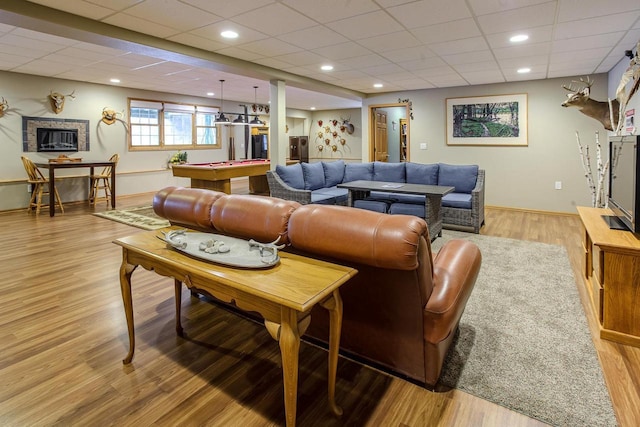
[0,0,639,110]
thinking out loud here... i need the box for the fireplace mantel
[23,116,90,152]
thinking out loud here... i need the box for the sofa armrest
[471,170,485,232]
[423,239,481,344]
[153,186,224,231]
[266,170,312,204]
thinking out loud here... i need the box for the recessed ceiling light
[373,83,383,88]
[110,78,120,83]
[221,30,238,39]
[517,67,531,74]
[321,65,334,71]
[310,107,316,110]
[510,34,529,43]
[207,92,214,96]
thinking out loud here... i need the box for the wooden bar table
[35,160,117,216]
[114,228,358,426]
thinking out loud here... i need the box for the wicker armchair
[442,169,485,233]
[266,170,313,204]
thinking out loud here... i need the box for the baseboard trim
[486,205,580,217]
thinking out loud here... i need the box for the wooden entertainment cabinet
[578,206,640,347]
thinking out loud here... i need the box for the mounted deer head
[101,107,124,125]
[340,115,354,134]
[561,76,619,131]
[0,97,8,118]
[49,90,76,114]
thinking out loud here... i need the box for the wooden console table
[114,228,357,426]
[578,206,640,347]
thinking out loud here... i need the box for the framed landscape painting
[446,93,528,146]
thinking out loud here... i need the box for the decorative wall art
[101,107,125,126]
[48,90,76,114]
[446,93,528,146]
[0,97,8,118]
[313,116,353,157]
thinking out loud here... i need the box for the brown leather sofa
[153,186,482,387]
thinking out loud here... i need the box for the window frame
[128,98,222,151]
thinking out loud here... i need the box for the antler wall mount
[0,97,8,118]
[49,90,76,114]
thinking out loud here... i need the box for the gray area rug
[93,206,170,230]
[432,230,617,427]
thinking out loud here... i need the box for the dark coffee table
[338,180,454,238]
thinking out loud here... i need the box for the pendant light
[214,79,229,124]
[249,86,263,126]
[232,114,246,125]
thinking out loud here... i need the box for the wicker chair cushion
[438,163,478,193]
[442,193,472,209]
[373,161,406,182]
[276,163,305,189]
[406,162,439,185]
[389,202,425,217]
[322,160,345,187]
[353,199,389,213]
[301,162,326,190]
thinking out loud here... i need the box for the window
[128,99,221,150]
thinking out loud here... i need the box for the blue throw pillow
[373,162,405,182]
[438,163,479,193]
[322,160,345,187]
[276,163,305,189]
[344,162,374,182]
[301,162,326,190]
[406,162,439,185]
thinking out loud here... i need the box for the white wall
[362,74,610,213]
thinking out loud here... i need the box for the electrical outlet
[555,181,562,190]
[419,143,427,150]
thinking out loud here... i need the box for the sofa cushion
[314,187,349,204]
[354,199,389,213]
[276,163,305,189]
[442,192,473,209]
[373,161,406,182]
[344,162,374,182]
[438,163,478,194]
[406,162,439,185]
[369,191,425,205]
[301,162,326,190]
[322,160,345,187]
[389,202,425,218]
[310,192,337,204]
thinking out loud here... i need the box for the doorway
[368,103,410,162]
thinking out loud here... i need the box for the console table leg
[119,250,138,364]
[174,279,184,337]
[279,308,300,427]
[322,290,344,417]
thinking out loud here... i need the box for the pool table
[171,159,296,195]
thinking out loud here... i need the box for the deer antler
[562,76,593,92]
[67,90,76,99]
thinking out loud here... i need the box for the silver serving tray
[158,230,281,269]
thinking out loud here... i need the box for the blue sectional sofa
[266,160,485,233]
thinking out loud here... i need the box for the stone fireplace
[23,116,90,152]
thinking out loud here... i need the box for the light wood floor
[0,184,637,426]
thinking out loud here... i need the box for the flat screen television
[607,135,640,233]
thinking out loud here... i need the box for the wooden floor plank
[0,185,636,426]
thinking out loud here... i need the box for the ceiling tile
[189,20,268,45]
[429,37,489,56]
[428,74,469,87]
[485,26,553,49]
[122,0,222,32]
[442,50,495,66]
[282,0,380,24]
[167,33,228,51]
[453,60,501,73]
[552,33,627,53]
[476,2,557,34]
[467,0,552,16]
[557,0,640,22]
[387,0,472,28]
[237,38,301,57]
[555,13,640,40]
[277,26,348,50]
[214,46,265,62]
[356,30,422,53]
[312,42,374,61]
[102,13,180,38]
[231,3,315,37]
[13,59,75,76]
[460,70,506,85]
[493,42,551,59]
[326,11,404,40]
[338,54,390,69]
[411,18,481,45]
[27,0,116,20]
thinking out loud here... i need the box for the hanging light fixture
[214,79,230,124]
[249,86,263,126]
[232,114,246,125]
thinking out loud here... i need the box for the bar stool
[90,153,119,206]
[21,156,64,215]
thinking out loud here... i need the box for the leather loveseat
[267,160,485,233]
[153,186,482,387]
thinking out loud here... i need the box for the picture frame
[446,93,528,146]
